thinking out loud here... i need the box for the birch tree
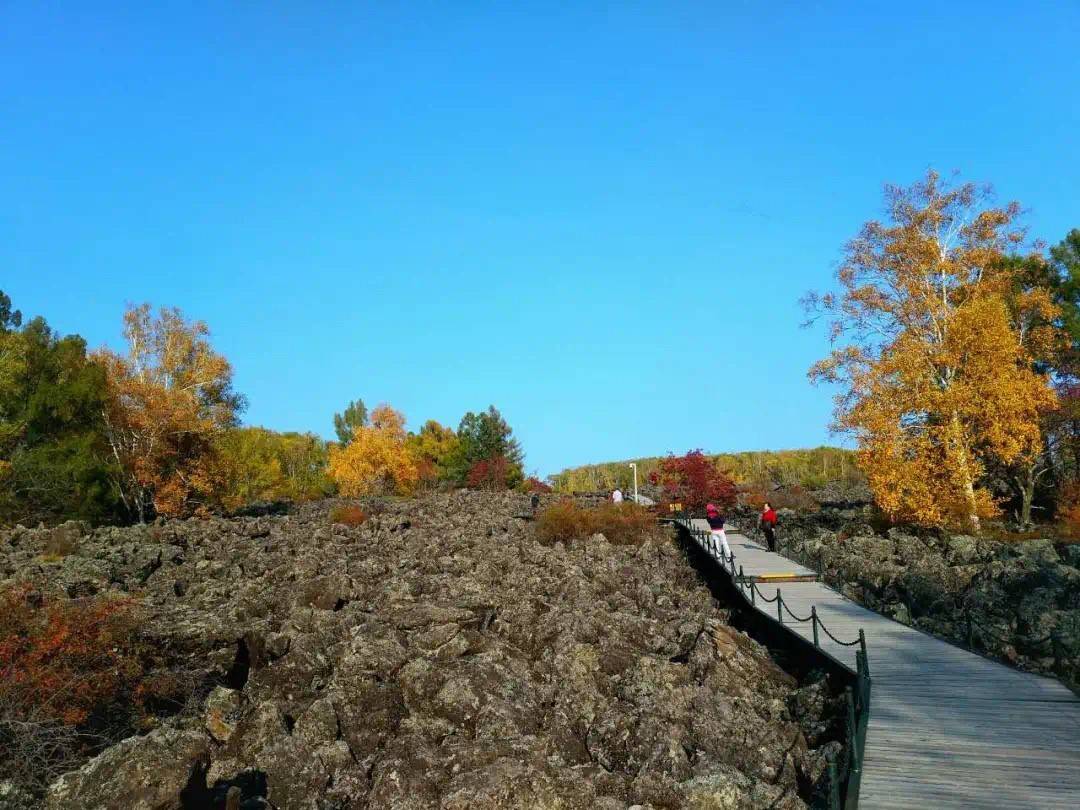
[805,171,1058,531]
[95,304,244,520]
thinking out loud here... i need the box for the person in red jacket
[760,502,778,552]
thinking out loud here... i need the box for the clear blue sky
[3,3,1078,477]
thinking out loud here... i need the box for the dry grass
[330,504,367,527]
[536,500,659,545]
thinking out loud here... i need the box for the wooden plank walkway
[683,519,1080,809]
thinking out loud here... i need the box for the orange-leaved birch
[95,304,244,521]
[805,171,1058,532]
[327,404,420,496]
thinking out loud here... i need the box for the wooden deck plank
[678,519,1080,809]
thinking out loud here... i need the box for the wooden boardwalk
[684,519,1080,809]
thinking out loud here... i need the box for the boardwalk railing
[676,519,871,810]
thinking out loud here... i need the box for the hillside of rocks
[738,499,1080,692]
[1,493,843,809]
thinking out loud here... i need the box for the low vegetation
[552,446,864,495]
[0,584,186,793]
[741,484,820,513]
[535,500,660,544]
[329,504,367,527]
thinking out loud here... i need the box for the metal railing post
[827,751,840,810]
[777,589,783,623]
[811,606,820,647]
[846,688,858,770]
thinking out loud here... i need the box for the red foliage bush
[0,585,142,726]
[330,504,367,526]
[523,477,553,493]
[1055,481,1080,541]
[648,450,738,511]
[467,455,511,490]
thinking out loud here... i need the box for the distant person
[530,493,541,511]
[705,503,731,560]
[761,502,778,552]
[612,488,624,504]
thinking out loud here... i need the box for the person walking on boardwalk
[612,488,623,504]
[760,502,778,552]
[705,503,730,560]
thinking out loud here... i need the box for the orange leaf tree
[327,404,420,496]
[95,304,244,520]
[806,171,1059,531]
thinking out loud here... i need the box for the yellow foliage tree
[328,404,419,496]
[806,171,1059,531]
[215,427,333,510]
[404,419,460,488]
[95,304,244,520]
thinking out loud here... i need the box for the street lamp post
[629,463,638,504]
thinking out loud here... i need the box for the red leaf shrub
[523,477,552,493]
[0,585,142,726]
[1056,481,1080,541]
[467,455,511,490]
[648,450,738,511]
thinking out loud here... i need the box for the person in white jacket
[612,488,624,503]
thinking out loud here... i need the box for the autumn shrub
[0,585,142,727]
[536,500,658,545]
[589,502,659,544]
[522,477,553,494]
[536,500,584,544]
[740,485,819,513]
[330,504,367,527]
[740,488,767,512]
[0,585,193,794]
[1055,481,1080,541]
[0,585,139,789]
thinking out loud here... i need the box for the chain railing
[676,517,871,810]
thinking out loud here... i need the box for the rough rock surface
[737,503,1080,691]
[2,494,839,808]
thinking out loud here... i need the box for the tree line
[551,446,864,495]
[0,294,534,525]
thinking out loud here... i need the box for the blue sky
[3,2,1078,477]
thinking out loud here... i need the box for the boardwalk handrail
[676,518,871,810]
